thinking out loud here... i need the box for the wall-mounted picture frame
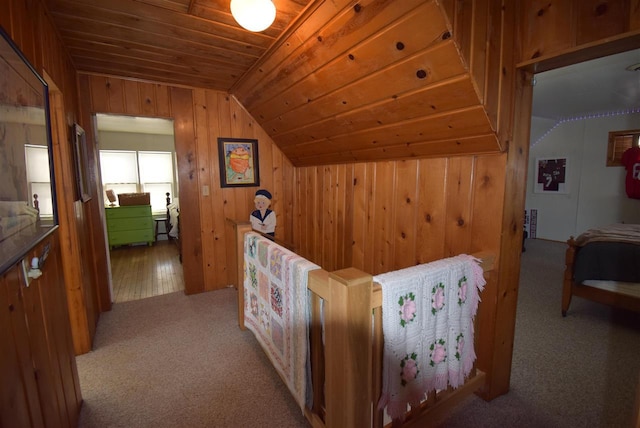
[534,157,568,194]
[72,123,92,202]
[0,26,58,274]
[217,137,260,187]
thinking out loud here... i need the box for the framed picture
[72,123,91,202]
[217,137,260,187]
[534,157,568,194]
[0,27,58,274]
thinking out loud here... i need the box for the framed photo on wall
[534,157,568,194]
[72,123,92,202]
[217,137,260,187]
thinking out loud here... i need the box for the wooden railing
[228,218,495,428]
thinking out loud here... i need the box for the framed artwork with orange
[217,137,260,187]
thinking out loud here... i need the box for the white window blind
[24,145,53,216]
[100,150,175,213]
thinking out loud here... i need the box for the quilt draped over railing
[243,232,319,412]
[374,254,486,420]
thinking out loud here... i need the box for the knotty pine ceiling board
[44,0,311,90]
[249,0,449,124]
[233,0,502,165]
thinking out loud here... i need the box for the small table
[154,218,169,242]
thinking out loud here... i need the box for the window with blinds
[100,150,175,213]
[607,129,640,166]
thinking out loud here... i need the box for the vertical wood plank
[372,162,395,275]
[171,86,204,294]
[139,82,157,116]
[106,77,126,114]
[393,160,418,269]
[89,75,110,113]
[444,157,474,256]
[351,163,368,270]
[519,0,576,61]
[155,83,172,117]
[416,158,447,264]
[124,79,140,115]
[576,0,628,45]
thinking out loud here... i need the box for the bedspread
[574,223,640,247]
[243,232,319,412]
[572,224,640,284]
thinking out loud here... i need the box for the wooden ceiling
[43,0,312,91]
[44,0,509,166]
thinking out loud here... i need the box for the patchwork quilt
[243,232,319,411]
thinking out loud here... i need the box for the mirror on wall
[0,27,57,274]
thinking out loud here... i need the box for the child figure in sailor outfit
[250,189,276,237]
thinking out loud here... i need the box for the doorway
[95,114,184,303]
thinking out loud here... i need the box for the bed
[562,223,640,316]
[229,219,496,428]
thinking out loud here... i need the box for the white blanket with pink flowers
[374,254,485,420]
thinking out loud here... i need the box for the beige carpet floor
[76,239,640,428]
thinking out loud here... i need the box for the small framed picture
[534,157,568,194]
[218,137,260,187]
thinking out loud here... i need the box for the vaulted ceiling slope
[233,0,507,166]
[45,0,507,166]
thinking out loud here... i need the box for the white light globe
[230,0,276,32]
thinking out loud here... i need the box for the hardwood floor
[109,240,184,303]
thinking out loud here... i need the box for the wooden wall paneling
[40,236,82,427]
[350,163,368,270]
[270,139,284,237]
[2,267,44,428]
[415,158,447,264]
[105,77,126,114]
[321,166,334,270]
[576,0,628,45]
[470,0,489,104]
[470,154,506,255]
[492,0,514,148]
[519,0,575,61]
[443,157,474,257]
[481,69,534,400]
[124,79,141,115]
[253,1,449,126]
[295,167,312,260]
[371,162,395,275]
[312,167,324,264]
[341,163,354,270]
[280,155,295,245]
[88,76,110,113]
[0,271,32,428]
[447,0,473,76]
[631,0,640,30]
[77,74,112,313]
[48,88,92,355]
[392,160,418,270]
[154,83,172,117]
[194,88,216,289]
[21,266,66,428]
[362,163,376,274]
[206,91,232,289]
[139,81,157,116]
[171,86,205,294]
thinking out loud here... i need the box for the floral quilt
[374,254,486,420]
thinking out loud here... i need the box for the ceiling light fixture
[230,0,276,32]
